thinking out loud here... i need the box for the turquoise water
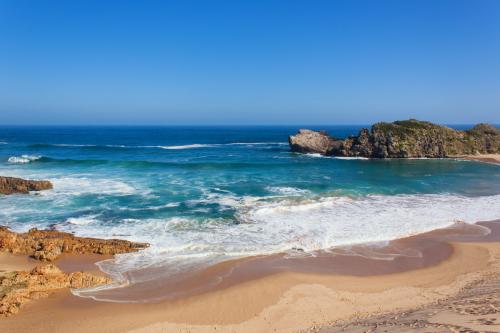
[1,126,499,295]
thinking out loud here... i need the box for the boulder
[288,129,336,155]
[0,176,53,195]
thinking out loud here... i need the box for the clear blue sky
[1,0,499,125]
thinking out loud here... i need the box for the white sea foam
[161,202,180,208]
[186,191,260,210]
[303,153,370,160]
[333,156,370,160]
[63,192,500,301]
[238,194,500,252]
[48,177,136,196]
[65,193,500,258]
[305,153,328,158]
[66,215,100,225]
[158,144,216,150]
[7,155,42,164]
[265,186,311,196]
[118,202,180,211]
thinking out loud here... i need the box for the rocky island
[289,119,500,159]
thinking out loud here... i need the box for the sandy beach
[1,220,499,333]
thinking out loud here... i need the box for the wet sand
[1,220,500,333]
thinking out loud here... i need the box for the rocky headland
[0,227,148,316]
[0,176,53,195]
[289,119,500,158]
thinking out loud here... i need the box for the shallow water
[1,125,499,298]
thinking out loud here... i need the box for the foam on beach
[62,193,500,297]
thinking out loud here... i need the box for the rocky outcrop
[0,176,53,195]
[0,264,112,316]
[0,227,148,316]
[288,129,337,155]
[0,226,148,261]
[289,120,500,158]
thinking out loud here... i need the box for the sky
[0,0,499,125]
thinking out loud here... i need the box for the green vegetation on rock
[289,119,500,158]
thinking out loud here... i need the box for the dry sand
[317,270,500,332]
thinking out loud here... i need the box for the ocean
[1,125,499,300]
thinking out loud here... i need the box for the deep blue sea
[1,125,499,297]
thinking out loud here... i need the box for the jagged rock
[0,226,148,261]
[0,264,112,316]
[288,129,336,154]
[0,176,53,195]
[289,120,500,158]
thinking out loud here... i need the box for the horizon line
[0,122,498,127]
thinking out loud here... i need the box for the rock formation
[0,264,112,316]
[0,176,53,195]
[289,120,500,158]
[0,227,149,316]
[0,226,149,261]
[288,129,336,155]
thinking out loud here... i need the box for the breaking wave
[158,144,216,150]
[7,155,42,164]
[62,193,500,301]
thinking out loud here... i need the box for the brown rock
[0,264,112,316]
[0,226,148,261]
[31,264,63,275]
[68,271,110,288]
[288,129,337,155]
[0,176,53,195]
[0,226,147,316]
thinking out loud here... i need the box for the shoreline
[456,153,500,165]
[1,220,499,332]
[72,220,498,303]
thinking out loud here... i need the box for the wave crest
[7,155,42,164]
[158,144,216,150]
